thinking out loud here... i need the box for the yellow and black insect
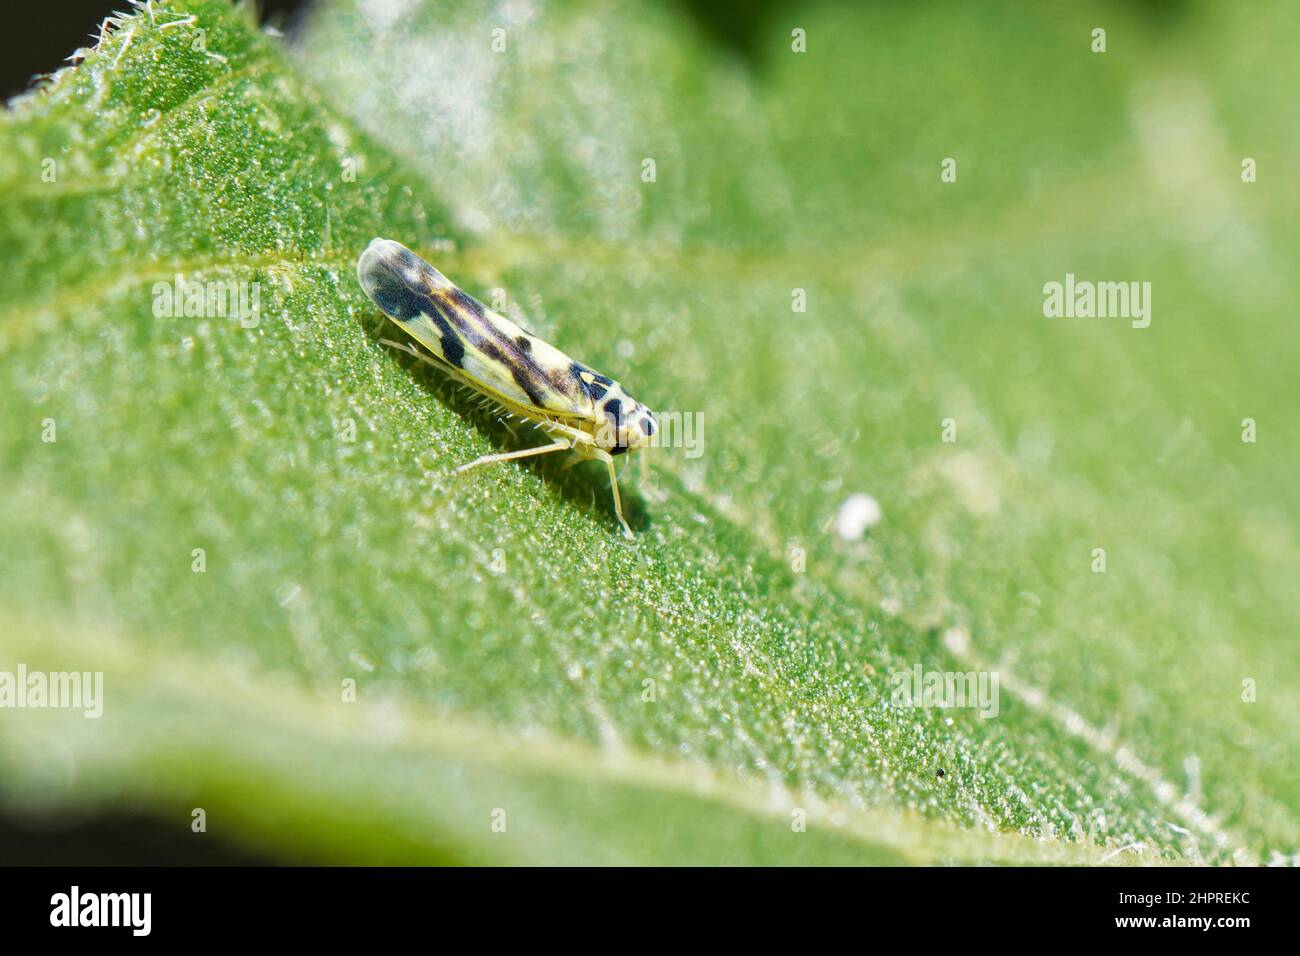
[357,238,656,539]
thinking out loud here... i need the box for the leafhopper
[357,238,656,539]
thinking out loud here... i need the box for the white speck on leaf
[835,493,882,540]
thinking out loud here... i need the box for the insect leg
[456,438,572,474]
[379,337,417,355]
[381,336,447,372]
[605,457,634,540]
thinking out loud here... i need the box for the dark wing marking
[361,238,601,421]
[428,285,586,412]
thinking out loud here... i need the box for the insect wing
[359,238,593,420]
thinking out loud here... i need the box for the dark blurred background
[0,0,1193,101]
[1,0,308,100]
[5,0,809,101]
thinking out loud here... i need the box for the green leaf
[0,0,1295,865]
